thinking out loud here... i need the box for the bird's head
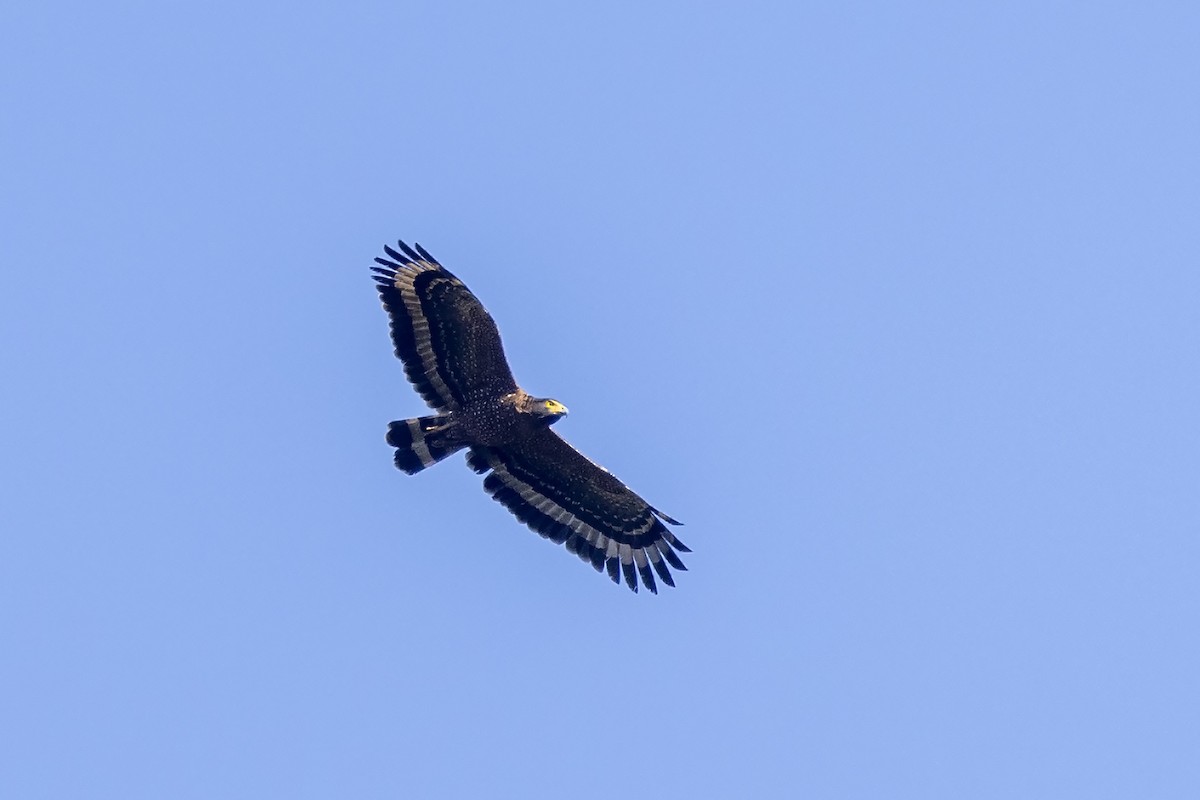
[531,397,569,425]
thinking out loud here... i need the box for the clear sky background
[2,2,1198,798]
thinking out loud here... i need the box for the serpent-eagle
[372,240,688,593]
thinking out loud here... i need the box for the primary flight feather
[372,240,688,593]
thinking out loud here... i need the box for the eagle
[372,240,689,593]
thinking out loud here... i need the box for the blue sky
[3,2,1198,797]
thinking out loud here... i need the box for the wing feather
[373,241,517,411]
[470,430,688,594]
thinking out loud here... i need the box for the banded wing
[372,241,518,412]
[467,430,689,594]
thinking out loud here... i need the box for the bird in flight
[372,240,688,593]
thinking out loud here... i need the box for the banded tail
[386,415,465,474]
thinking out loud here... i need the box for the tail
[386,415,465,474]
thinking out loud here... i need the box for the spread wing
[467,430,689,594]
[372,241,518,412]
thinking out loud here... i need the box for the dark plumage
[372,240,688,593]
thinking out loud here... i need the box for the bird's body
[372,240,688,593]
[457,392,557,447]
